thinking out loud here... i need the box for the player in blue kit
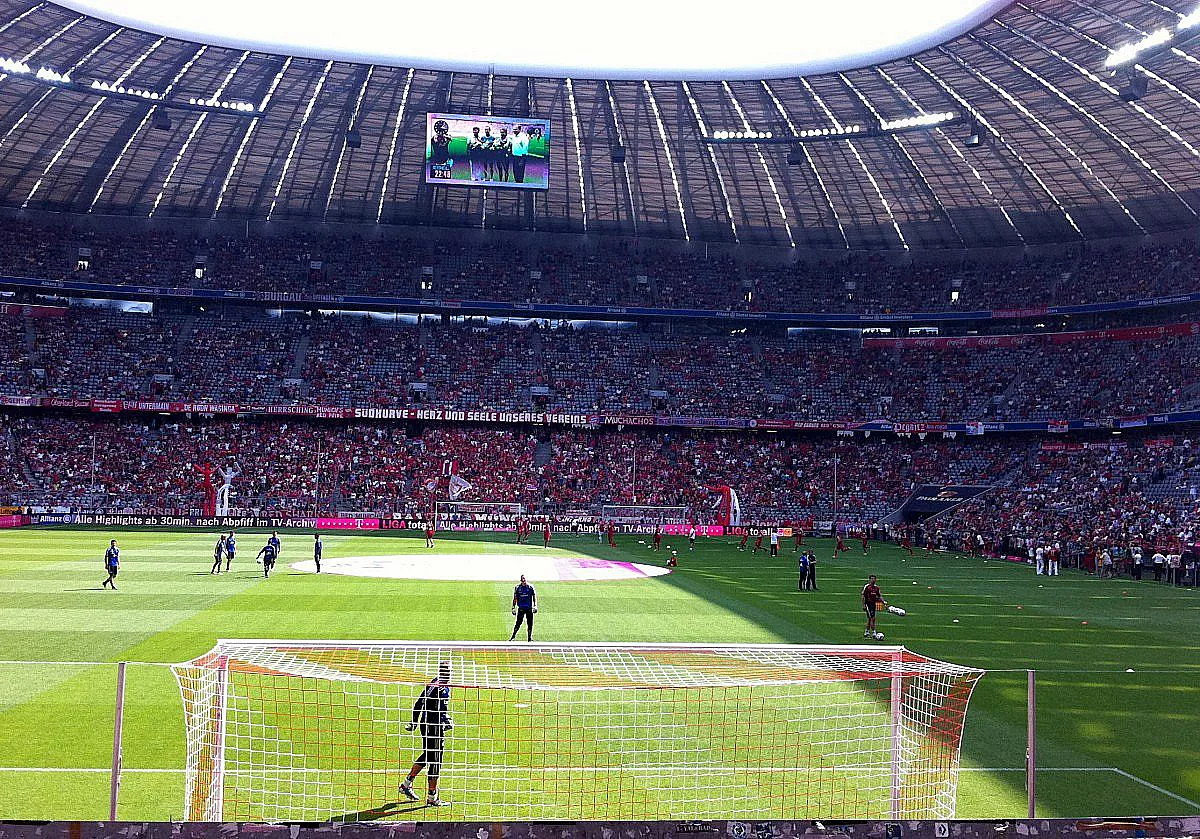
[210,534,226,574]
[268,531,281,558]
[256,539,278,578]
[312,533,322,573]
[508,574,538,641]
[399,661,454,807]
[224,531,237,573]
[101,539,120,589]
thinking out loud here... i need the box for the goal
[600,504,690,526]
[172,641,982,823]
[433,500,523,529]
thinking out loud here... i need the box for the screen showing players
[425,113,550,190]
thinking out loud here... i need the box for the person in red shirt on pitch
[607,521,616,548]
[901,529,915,556]
[738,531,750,551]
[860,530,870,555]
[666,550,678,568]
[753,533,764,553]
[543,520,552,548]
[834,532,846,558]
[861,574,886,640]
[793,526,804,553]
[425,522,436,549]
[653,526,663,551]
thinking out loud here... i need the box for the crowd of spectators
[4,413,1196,558]
[934,438,1199,563]
[1,217,1198,313]
[2,306,1199,422]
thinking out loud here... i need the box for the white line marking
[1110,768,1200,810]
[0,765,1125,775]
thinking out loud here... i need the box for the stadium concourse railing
[2,272,1199,325]
[2,391,1198,435]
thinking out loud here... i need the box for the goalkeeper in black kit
[509,574,538,641]
[400,661,453,807]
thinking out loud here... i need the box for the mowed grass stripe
[0,528,1197,819]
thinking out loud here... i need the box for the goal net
[600,504,690,526]
[433,501,523,529]
[173,641,982,823]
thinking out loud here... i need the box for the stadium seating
[2,307,1199,421]
[2,218,1199,313]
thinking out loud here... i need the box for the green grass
[0,527,1198,821]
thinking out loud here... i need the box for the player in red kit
[738,531,749,551]
[653,526,662,551]
[753,533,764,553]
[543,520,552,548]
[860,531,870,555]
[607,521,616,548]
[901,530,914,556]
[793,527,803,553]
[834,533,846,558]
[425,522,436,549]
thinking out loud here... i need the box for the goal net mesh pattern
[173,641,982,822]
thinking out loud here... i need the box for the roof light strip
[683,81,738,243]
[802,77,908,249]
[978,34,1198,218]
[23,36,166,208]
[375,67,413,224]
[605,80,638,236]
[266,58,332,221]
[878,66,1025,244]
[761,79,848,248]
[323,64,374,222]
[211,55,291,218]
[840,72,964,247]
[89,45,209,212]
[722,81,794,247]
[643,80,689,242]
[149,50,249,218]
[565,78,589,232]
[938,45,1142,233]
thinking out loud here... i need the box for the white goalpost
[173,641,983,823]
[433,501,524,528]
[600,504,690,526]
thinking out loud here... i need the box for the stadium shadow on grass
[2,527,1199,819]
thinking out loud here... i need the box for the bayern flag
[448,473,473,500]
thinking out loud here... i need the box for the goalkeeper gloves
[405,722,416,732]
[512,607,517,615]
[444,718,454,730]
[532,606,538,614]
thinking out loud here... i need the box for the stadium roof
[0,0,1198,249]
[52,0,1010,80]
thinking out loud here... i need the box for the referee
[399,661,453,807]
[509,574,538,641]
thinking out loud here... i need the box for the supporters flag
[448,473,473,500]
[442,459,458,476]
[423,477,439,493]
[965,421,984,436]
[1047,420,1069,433]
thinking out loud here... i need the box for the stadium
[0,0,1199,835]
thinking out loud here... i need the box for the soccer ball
[873,632,885,640]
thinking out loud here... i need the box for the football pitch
[1,527,1198,821]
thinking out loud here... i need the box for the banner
[0,302,66,318]
[0,514,29,528]
[32,513,379,530]
[865,321,1200,350]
